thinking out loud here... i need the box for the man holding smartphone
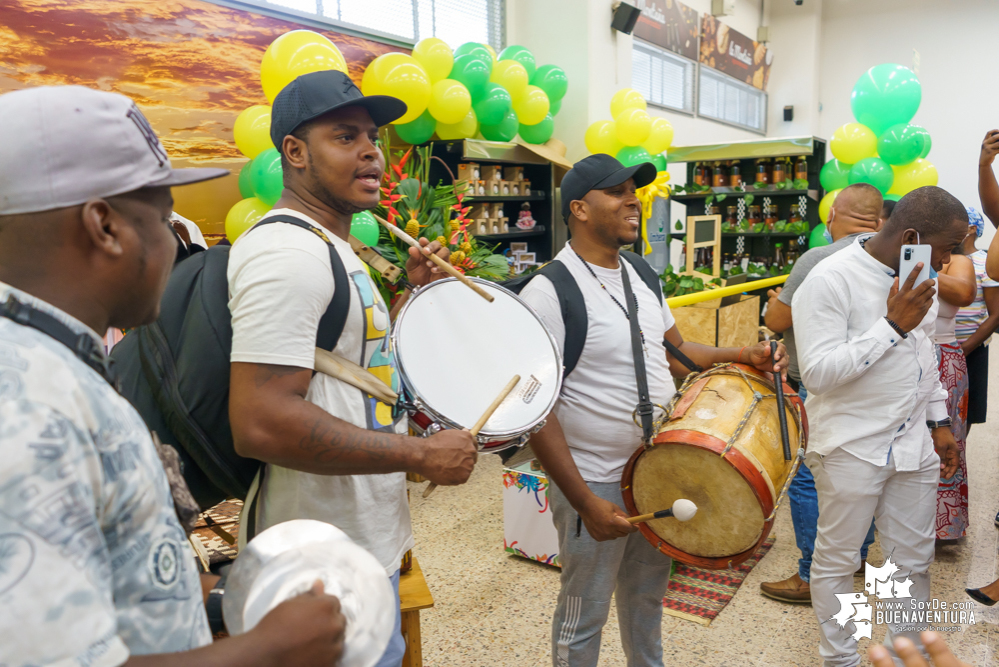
[792,186,964,666]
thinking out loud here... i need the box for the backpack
[111,215,349,510]
[503,250,664,377]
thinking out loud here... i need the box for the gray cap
[0,86,228,215]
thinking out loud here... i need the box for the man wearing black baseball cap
[519,154,787,666]
[226,70,477,667]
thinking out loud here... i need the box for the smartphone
[899,245,932,286]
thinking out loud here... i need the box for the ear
[875,217,885,232]
[569,199,588,223]
[827,208,836,227]
[79,199,125,258]
[281,135,308,171]
[901,228,919,245]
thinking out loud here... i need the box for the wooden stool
[399,556,434,667]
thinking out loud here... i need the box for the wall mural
[0,0,404,235]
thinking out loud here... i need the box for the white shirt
[519,243,676,483]
[0,283,211,666]
[792,237,948,470]
[228,209,412,574]
[169,212,207,249]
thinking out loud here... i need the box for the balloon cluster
[584,89,673,171]
[819,64,936,222]
[364,40,568,146]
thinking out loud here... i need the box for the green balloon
[250,148,283,206]
[651,153,667,171]
[350,210,380,246]
[850,64,921,136]
[549,98,562,116]
[519,114,554,144]
[616,145,652,167]
[809,223,830,248]
[877,124,926,166]
[819,159,852,191]
[530,64,568,102]
[473,83,512,126]
[238,161,254,198]
[480,109,519,142]
[454,42,492,65]
[848,157,894,194]
[449,54,492,100]
[884,193,902,202]
[395,109,437,145]
[912,125,932,158]
[498,45,536,80]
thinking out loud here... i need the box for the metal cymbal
[223,520,395,667]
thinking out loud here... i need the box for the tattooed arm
[229,362,476,484]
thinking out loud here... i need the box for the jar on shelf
[706,204,721,217]
[729,162,742,188]
[795,156,808,183]
[789,206,803,226]
[701,162,713,187]
[764,203,778,231]
[693,162,705,186]
[747,204,761,227]
[772,159,786,185]
[712,161,727,188]
[725,205,738,228]
[755,160,768,184]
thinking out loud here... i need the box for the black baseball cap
[560,154,657,222]
[270,70,408,152]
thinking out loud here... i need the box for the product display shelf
[477,225,548,241]
[467,193,547,202]
[671,188,819,202]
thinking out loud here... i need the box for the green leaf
[793,178,810,190]
[774,220,788,232]
[744,194,755,206]
[716,194,727,203]
[729,265,744,275]
[775,181,788,190]
[693,277,704,290]
[696,265,713,275]
[705,194,715,206]
[751,222,765,233]
[753,181,767,190]
[675,220,683,231]
[679,277,694,288]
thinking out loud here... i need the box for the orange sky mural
[0,0,405,233]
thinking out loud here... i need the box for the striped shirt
[955,249,999,342]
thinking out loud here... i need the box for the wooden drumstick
[372,213,494,303]
[314,348,398,406]
[771,340,792,461]
[423,374,521,499]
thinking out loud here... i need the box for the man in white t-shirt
[519,154,787,667]
[227,71,477,666]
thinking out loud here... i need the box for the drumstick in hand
[372,213,494,303]
[628,499,698,524]
[423,374,521,499]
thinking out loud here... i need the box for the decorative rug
[662,536,776,626]
[190,499,243,569]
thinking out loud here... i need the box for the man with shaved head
[760,183,885,603]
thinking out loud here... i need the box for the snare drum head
[631,443,764,558]
[394,278,561,436]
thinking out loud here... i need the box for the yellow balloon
[490,60,529,101]
[513,85,550,126]
[225,197,271,243]
[610,88,646,119]
[819,188,841,224]
[584,120,623,156]
[260,30,348,103]
[830,122,877,164]
[615,107,652,147]
[428,79,472,124]
[436,109,478,140]
[412,37,454,83]
[888,159,939,196]
[360,53,430,124]
[643,117,674,155]
[233,105,273,159]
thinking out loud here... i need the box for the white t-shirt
[519,243,677,483]
[228,208,412,574]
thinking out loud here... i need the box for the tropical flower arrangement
[372,142,510,305]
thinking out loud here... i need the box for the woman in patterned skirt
[933,246,977,540]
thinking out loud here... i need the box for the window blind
[697,66,767,133]
[632,40,695,114]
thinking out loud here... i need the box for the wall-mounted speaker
[611,2,642,35]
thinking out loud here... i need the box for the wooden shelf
[672,188,819,202]
[467,193,546,202]
[721,231,808,237]
[476,225,547,240]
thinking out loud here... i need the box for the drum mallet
[627,499,698,525]
[771,340,792,461]
[423,374,521,499]
[372,213,494,303]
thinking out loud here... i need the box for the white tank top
[934,299,959,345]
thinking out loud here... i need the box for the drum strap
[620,265,655,445]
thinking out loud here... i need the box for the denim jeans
[788,384,876,582]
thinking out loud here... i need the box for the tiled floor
[407,350,999,666]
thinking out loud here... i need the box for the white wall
[764,0,822,137]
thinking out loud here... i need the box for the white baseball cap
[0,85,228,215]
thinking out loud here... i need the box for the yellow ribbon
[636,170,672,255]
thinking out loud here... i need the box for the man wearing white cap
[0,85,346,666]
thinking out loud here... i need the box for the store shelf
[467,193,546,202]
[672,188,819,202]
[476,225,547,240]
[721,231,808,237]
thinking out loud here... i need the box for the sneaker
[760,573,811,604]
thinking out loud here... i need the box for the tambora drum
[393,277,562,453]
[621,363,807,569]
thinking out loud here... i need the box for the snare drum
[621,364,807,569]
[393,277,562,453]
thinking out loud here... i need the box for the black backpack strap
[620,251,664,305]
[249,215,350,352]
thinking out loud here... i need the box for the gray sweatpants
[550,481,672,667]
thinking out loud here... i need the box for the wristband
[927,418,952,430]
[884,317,909,339]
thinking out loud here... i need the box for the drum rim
[391,276,564,439]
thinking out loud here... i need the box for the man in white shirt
[520,154,787,667]
[0,85,345,667]
[792,185,964,666]
[227,70,477,667]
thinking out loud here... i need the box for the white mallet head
[671,499,698,522]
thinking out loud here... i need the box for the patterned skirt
[935,342,969,539]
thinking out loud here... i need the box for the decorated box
[503,461,560,567]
